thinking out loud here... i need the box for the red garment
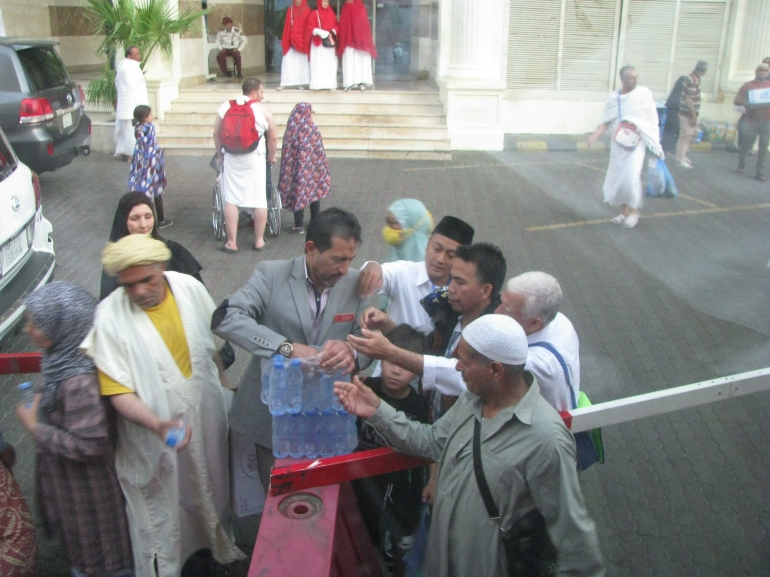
[281,0,311,56]
[0,462,36,577]
[306,5,338,50]
[337,0,377,59]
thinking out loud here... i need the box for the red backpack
[220,99,261,154]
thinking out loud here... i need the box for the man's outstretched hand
[347,328,393,361]
[334,376,381,419]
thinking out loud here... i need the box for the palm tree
[85,0,207,106]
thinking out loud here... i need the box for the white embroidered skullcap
[462,314,528,365]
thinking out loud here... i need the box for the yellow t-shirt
[99,283,193,396]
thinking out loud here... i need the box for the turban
[432,216,474,246]
[101,234,171,276]
[462,314,528,365]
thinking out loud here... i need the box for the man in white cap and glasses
[335,315,604,577]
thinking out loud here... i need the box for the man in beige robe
[82,234,244,576]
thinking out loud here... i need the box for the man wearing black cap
[358,215,475,334]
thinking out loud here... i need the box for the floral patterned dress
[128,122,166,198]
[278,102,331,212]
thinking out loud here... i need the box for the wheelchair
[212,155,281,240]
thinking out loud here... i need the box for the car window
[0,133,17,183]
[16,46,70,92]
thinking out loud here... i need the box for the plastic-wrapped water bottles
[330,370,346,412]
[302,365,320,412]
[332,412,349,456]
[272,414,291,458]
[286,359,303,414]
[288,413,304,458]
[319,412,336,458]
[303,410,321,458]
[318,373,334,412]
[269,358,288,415]
[260,356,275,405]
[18,382,34,408]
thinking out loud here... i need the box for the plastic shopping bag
[645,158,666,197]
[660,159,678,198]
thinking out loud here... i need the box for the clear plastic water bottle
[269,358,288,415]
[318,373,334,412]
[302,367,319,412]
[288,413,304,458]
[165,420,187,448]
[303,411,321,458]
[331,370,348,412]
[17,382,34,408]
[319,411,336,458]
[332,412,349,456]
[260,356,275,405]
[272,414,290,458]
[286,359,303,414]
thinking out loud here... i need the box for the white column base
[441,79,505,151]
[145,78,180,122]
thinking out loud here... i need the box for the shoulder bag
[528,342,604,470]
[318,13,337,48]
[614,93,642,150]
[472,418,557,577]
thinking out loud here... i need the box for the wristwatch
[278,341,294,358]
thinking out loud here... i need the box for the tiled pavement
[2,149,769,575]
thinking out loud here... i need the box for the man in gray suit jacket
[212,208,370,491]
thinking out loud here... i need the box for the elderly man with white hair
[496,271,580,413]
[335,314,604,577]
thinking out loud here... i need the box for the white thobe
[342,47,372,88]
[525,312,581,412]
[309,44,338,90]
[217,97,269,209]
[374,259,434,332]
[280,47,311,87]
[114,58,148,156]
[82,272,244,576]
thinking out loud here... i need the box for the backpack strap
[528,342,577,410]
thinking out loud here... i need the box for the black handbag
[472,419,557,577]
[317,13,337,48]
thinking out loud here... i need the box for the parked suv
[0,38,91,173]
[0,125,55,345]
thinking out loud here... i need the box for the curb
[507,139,736,153]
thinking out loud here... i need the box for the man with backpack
[213,77,277,252]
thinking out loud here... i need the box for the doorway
[264,0,414,78]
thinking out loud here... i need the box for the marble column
[437,0,507,150]
[725,0,770,90]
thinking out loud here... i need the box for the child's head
[133,105,152,125]
[381,324,425,397]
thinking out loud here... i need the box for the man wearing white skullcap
[82,234,244,575]
[335,315,605,577]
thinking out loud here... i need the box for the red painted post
[0,353,41,375]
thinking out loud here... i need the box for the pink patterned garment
[0,461,36,577]
[278,102,331,213]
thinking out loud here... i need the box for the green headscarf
[385,199,433,262]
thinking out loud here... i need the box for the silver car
[0,125,55,344]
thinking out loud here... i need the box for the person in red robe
[279,0,311,89]
[337,0,377,90]
[305,0,339,90]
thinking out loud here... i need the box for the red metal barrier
[0,353,41,375]
[270,447,430,496]
[250,478,382,577]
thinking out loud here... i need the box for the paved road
[2,149,769,575]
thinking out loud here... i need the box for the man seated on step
[216,17,247,78]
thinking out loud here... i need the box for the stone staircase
[157,85,452,160]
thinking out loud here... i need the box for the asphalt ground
[1,148,769,575]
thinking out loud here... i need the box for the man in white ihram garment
[278,0,311,90]
[213,77,278,252]
[82,234,245,576]
[114,46,149,160]
[588,66,663,229]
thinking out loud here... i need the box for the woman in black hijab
[99,192,203,300]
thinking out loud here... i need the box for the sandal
[610,214,626,225]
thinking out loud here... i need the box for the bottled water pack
[262,354,357,459]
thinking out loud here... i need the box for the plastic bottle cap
[273,358,285,368]
[18,382,32,390]
[290,358,302,367]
